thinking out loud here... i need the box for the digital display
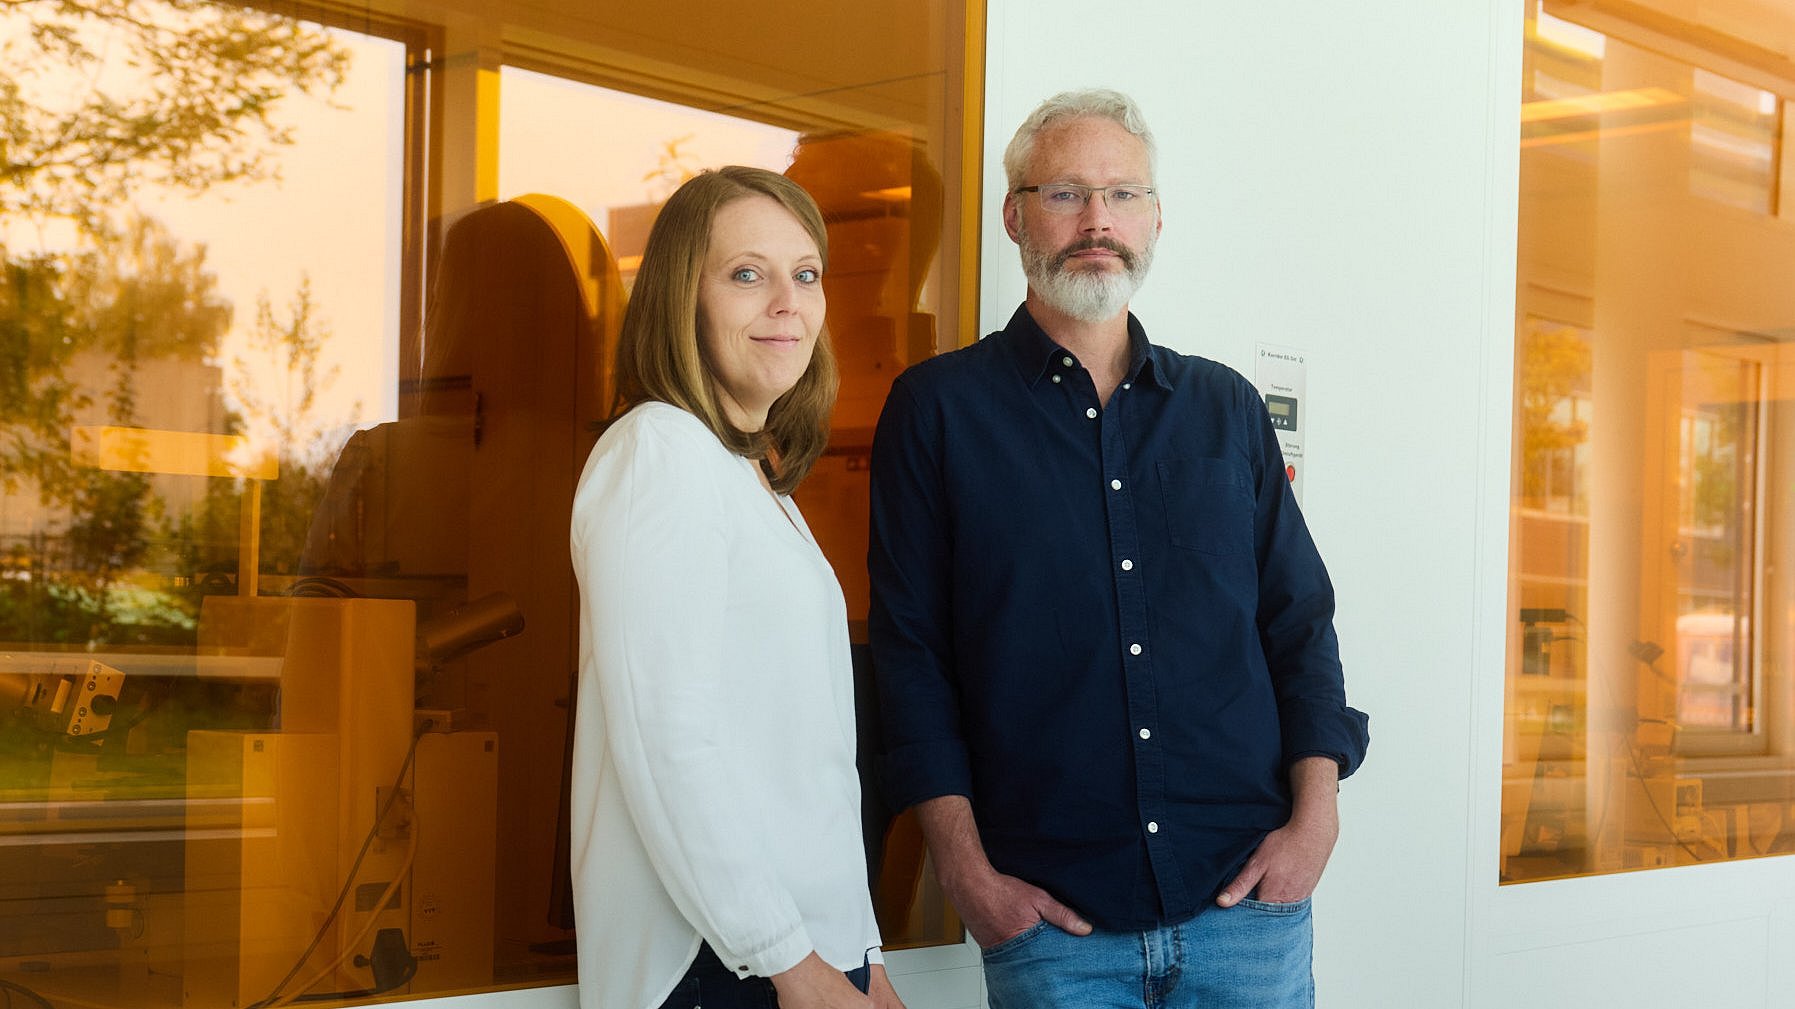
[1264,394,1299,431]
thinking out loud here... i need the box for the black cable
[288,955,419,1002]
[0,980,55,1009]
[245,724,427,1009]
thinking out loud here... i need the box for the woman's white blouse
[568,402,881,1009]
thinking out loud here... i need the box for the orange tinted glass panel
[1505,0,1795,883]
[0,0,980,1004]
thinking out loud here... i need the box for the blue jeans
[656,944,871,1009]
[982,898,1314,1009]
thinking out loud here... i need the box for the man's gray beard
[1019,226,1155,323]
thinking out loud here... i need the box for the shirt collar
[998,303,1175,391]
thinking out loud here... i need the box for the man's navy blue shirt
[867,305,1370,931]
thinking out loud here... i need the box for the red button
[1285,464,1296,482]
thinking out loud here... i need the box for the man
[866,89,1370,1009]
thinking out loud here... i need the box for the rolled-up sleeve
[867,378,974,811]
[571,417,812,978]
[1247,387,1371,779]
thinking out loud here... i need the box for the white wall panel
[977,1,1521,1005]
[1487,916,1767,1008]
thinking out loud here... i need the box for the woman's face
[697,195,826,432]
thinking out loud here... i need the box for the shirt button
[1110,479,1122,490]
[1123,382,1132,390]
[1051,374,1062,384]
[1120,559,1134,571]
[1085,407,1098,419]
[1139,728,1151,740]
[1062,356,1074,367]
[1147,821,1159,834]
[1129,643,1142,656]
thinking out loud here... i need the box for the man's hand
[941,859,1091,949]
[1216,756,1340,907]
[769,953,872,1009]
[913,795,1091,948]
[867,964,907,1009]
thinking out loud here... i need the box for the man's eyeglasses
[1014,183,1156,217]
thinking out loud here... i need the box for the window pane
[1690,70,1779,214]
[1,0,981,1003]
[0,6,413,1004]
[1505,1,1795,884]
[494,65,966,955]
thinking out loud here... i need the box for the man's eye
[1044,187,1082,203]
[1110,188,1140,202]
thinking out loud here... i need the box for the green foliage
[0,218,241,643]
[1518,321,1593,507]
[227,277,352,575]
[0,0,349,231]
[1690,405,1742,543]
[0,252,82,495]
[0,218,231,498]
[233,276,344,470]
[0,0,356,646]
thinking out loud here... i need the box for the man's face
[1005,116,1161,323]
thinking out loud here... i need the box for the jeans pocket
[980,920,1051,958]
[1236,895,1312,914]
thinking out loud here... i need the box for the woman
[569,166,904,1009]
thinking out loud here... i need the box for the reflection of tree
[1690,407,1740,535]
[1519,321,1592,507]
[0,218,230,641]
[642,134,700,202]
[0,0,348,230]
[0,253,80,494]
[0,1,352,643]
[1,229,349,640]
[228,278,354,575]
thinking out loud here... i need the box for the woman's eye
[732,267,761,283]
[795,268,821,284]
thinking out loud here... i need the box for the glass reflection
[1506,0,1795,883]
[496,75,963,948]
[2,0,977,1003]
[2,5,409,1003]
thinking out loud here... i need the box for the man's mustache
[1053,237,1136,271]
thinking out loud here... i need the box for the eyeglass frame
[1011,182,1158,215]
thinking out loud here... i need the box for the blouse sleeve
[570,411,815,978]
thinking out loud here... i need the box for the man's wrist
[913,795,995,895]
[1287,755,1341,826]
[931,846,997,901]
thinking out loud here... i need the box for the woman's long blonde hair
[612,166,837,494]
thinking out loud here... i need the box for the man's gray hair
[1002,88,1157,190]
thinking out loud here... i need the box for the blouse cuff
[718,925,813,981]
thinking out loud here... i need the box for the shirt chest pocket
[1157,457,1254,556]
